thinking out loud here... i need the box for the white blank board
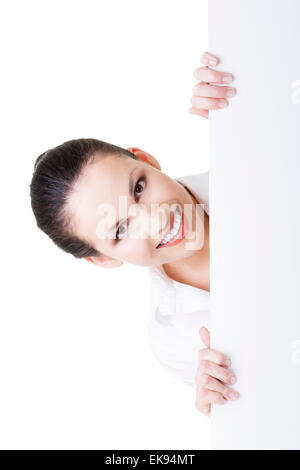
[209,0,300,450]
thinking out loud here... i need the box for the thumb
[199,326,210,348]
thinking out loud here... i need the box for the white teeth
[159,205,182,245]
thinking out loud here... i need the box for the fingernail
[222,74,233,83]
[225,358,231,367]
[226,88,236,97]
[228,391,239,400]
[218,100,228,108]
[208,59,217,66]
[230,376,236,384]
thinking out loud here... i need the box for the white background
[0,0,210,449]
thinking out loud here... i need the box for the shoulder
[175,169,209,188]
[175,170,209,216]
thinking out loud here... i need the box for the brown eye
[134,177,145,200]
[116,220,128,241]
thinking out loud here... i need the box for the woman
[30,51,239,417]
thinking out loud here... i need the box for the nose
[129,204,171,241]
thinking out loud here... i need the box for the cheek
[142,171,172,202]
[150,178,175,202]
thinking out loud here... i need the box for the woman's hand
[194,326,240,417]
[189,51,236,119]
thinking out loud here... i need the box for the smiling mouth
[156,204,183,248]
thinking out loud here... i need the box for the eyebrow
[107,167,137,235]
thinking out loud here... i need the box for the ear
[85,255,123,269]
[127,147,161,171]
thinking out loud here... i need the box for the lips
[156,210,175,248]
[156,205,185,249]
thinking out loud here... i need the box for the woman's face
[68,148,205,268]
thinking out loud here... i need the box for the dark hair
[30,138,137,259]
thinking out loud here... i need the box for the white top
[147,170,211,389]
